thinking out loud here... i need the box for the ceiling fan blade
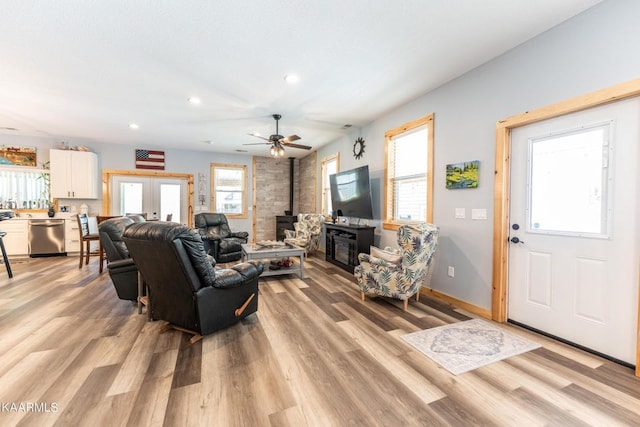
[242,142,271,146]
[283,142,312,150]
[280,134,301,143]
[247,133,271,142]
[242,115,305,153]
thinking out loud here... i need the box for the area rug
[401,318,541,375]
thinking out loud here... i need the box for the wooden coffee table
[241,242,305,278]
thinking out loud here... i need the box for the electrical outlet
[447,266,455,277]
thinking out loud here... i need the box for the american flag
[135,149,165,170]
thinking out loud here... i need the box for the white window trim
[526,121,612,239]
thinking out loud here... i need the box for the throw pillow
[370,246,402,265]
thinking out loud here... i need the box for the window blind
[0,169,49,209]
[389,126,428,222]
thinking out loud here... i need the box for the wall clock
[353,137,365,160]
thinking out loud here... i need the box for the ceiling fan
[244,114,312,157]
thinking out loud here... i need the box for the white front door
[508,97,640,365]
[110,176,188,224]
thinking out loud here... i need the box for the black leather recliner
[123,221,264,342]
[194,213,249,263]
[98,215,145,301]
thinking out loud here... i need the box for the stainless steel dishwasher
[28,219,66,257]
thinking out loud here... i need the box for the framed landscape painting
[0,146,37,166]
[446,160,479,189]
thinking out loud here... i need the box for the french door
[110,175,188,224]
[507,97,639,365]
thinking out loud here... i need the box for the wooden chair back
[77,213,91,238]
[76,213,100,269]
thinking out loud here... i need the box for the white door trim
[492,78,640,376]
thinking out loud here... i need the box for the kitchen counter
[0,212,95,256]
[3,212,77,220]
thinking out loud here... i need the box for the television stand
[324,222,375,273]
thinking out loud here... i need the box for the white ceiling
[0,0,602,158]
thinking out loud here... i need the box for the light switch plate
[471,208,487,220]
[455,208,465,219]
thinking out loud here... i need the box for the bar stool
[0,231,13,278]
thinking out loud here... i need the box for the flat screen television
[329,165,374,220]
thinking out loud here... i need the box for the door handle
[510,237,524,244]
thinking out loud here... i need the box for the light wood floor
[1,255,639,427]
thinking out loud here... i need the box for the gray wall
[316,0,640,310]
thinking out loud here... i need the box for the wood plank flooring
[1,255,639,426]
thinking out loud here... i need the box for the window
[528,123,611,237]
[0,167,50,210]
[120,182,143,215]
[210,163,247,218]
[321,153,339,216]
[159,183,181,223]
[384,113,434,230]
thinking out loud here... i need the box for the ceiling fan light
[270,146,276,156]
[278,146,285,156]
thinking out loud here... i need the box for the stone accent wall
[253,156,294,242]
[253,154,317,242]
[298,152,317,214]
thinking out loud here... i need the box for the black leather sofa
[123,221,264,342]
[194,212,248,263]
[98,215,145,301]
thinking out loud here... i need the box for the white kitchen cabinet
[50,150,99,199]
[1,220,29,256]
[65,218,80,253]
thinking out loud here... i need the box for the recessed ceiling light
[203,140,213,145]
[188,97,201,105]
[0,126,18,131]
[235,149,248,153]
[129,123,139,129]
[284,74,299,84]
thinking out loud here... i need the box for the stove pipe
[289,157,294,215]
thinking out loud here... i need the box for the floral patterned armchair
[354,223,438,311]
[283,213,325,255]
